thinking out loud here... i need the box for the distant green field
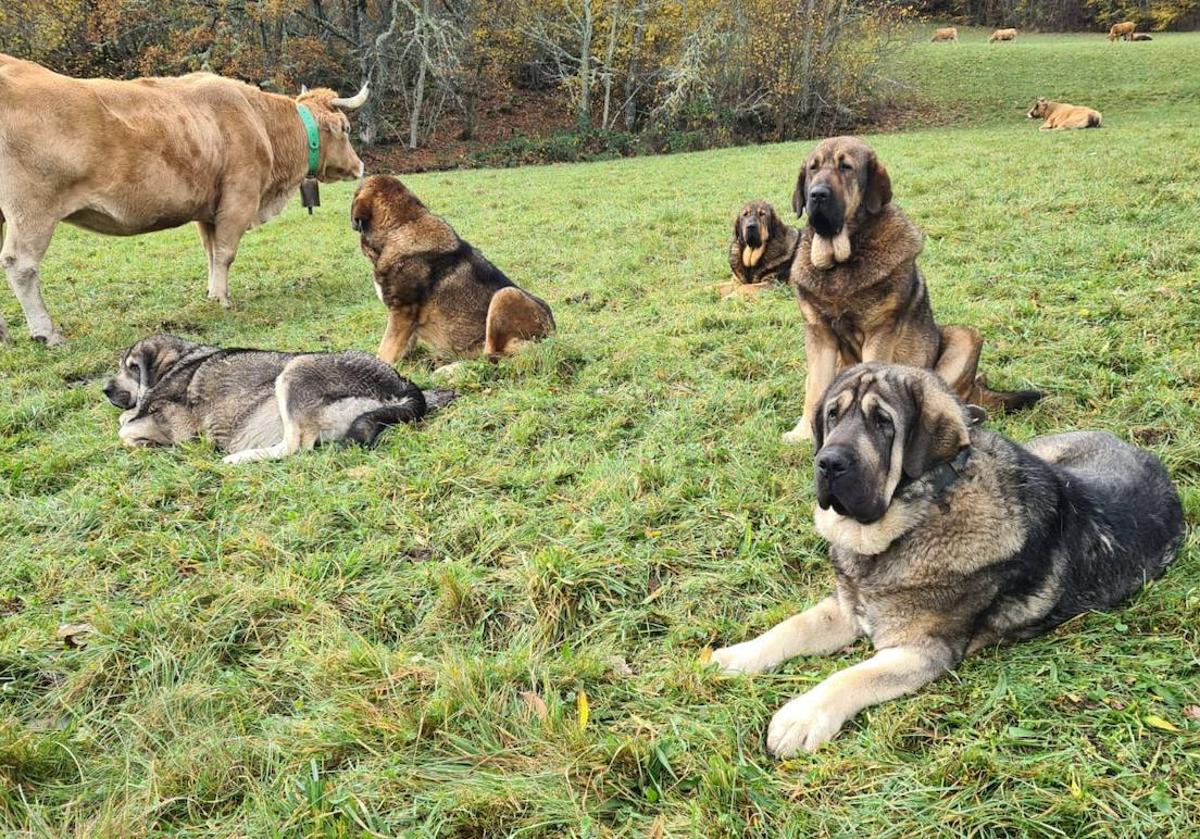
[1,31,1199,838]
[896,26,1200,126]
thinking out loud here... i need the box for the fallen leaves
[56,623,94,648]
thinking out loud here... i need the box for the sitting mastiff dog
[719,200,800,299]
[783,136,1040,443]
[351,175,555,367]
[104,334,456,464]
[713,363,1184,756]
[1027,98,1103,130]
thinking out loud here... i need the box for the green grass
[2,31,1200,838]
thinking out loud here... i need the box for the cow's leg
[1,219,63,345]
[197,221,217,294]
[206,205,253,307]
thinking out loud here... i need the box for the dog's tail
[1088,112,1102,128]
[969,373,1043,413]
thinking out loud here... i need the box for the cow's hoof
[32,332,67,348]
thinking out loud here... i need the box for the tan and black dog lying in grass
[782,136,1041,444]
[714,363,1184,756]
[718,200,800,299]
[352,175,555,368]
[1027,98,1103,130]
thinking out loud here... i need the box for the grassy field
[2,31,1199,838]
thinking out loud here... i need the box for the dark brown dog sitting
[351,175,555,367]
[718,200,800,299]
[783,136,1041,443]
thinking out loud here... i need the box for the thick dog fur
[351,175,555,365]
[1131,32,1153,41]
[719,200,800,299]
[1028,98,1103,130]
[988,28,1017,42]
[1108,21,1137,41]
[104,334,455,464]
[930,27,958,42]
[713,363,1184,756]
[783,136,1041,443]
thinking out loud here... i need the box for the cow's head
[296,84,370,181]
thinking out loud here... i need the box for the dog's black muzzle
[806,184,845,238]
[103,380,134,410]
[743,223,762,248]
[815,445,886,524]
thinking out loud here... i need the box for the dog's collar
[296,104,321,177]
[900,447,971,497]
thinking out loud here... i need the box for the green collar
[296,104,320,177]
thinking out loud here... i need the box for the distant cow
[1108,22,1137,41]
[0,55,369,345]
[988,28,1018,43]
[931,27,959,42]
[1027,98,1102,130]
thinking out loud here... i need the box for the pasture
[2,30,1199,838]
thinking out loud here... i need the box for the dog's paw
[767,692,844,757]
[711,640,774,675]
[781,418,813,445]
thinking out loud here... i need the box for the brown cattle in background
[931,27,958,42]
[0,54,369,345]
[988,28,1018,43]
[1108,22,1137,41]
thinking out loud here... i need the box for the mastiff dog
[719,200,800,299]
[714,363,1184,757]
[351,175,555,367]
[104,334,456,464]
[783,136,1041,443]
[1027,98,1103,130]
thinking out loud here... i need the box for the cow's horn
[331,83,369,112]
[300,84,309,95]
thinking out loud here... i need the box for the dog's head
[792,136,892,238]
[812,363,983,524]
[103,335,193,411]
[350,175,428,263]
[733,200,783,251]
[1027,98,1052,119]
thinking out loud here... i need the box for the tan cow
[0,55,368,345]
[931,27,958,42]
[988,28,1018,43]
[1108,22,1137,41]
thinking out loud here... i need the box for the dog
[782,136,1041,444]
[1108,21,1136,41]
[988,28,1017,42]
[719,201,800,299]
[713,363,1184,757]
[930,27,958,42]
[1027,98,1103,130]
[104,334,456,464]
[1131,32,1153,41]
[351,175,555,367]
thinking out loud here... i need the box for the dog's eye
[826,405,839,422]
[809,161,819,170]
[875,410,894,432]
[128,361,140,375]
[839,161,853,172]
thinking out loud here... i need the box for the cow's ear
[864,155,892,215]
[792,167,807,218]
[902,381,969,479]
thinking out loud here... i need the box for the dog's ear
[902,380,969,479]
[732,212,743,243]
[767,204,784,240]
[864,154,892,215]
[792,166,807,218]
[350,191,371,233]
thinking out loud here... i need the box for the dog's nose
[817,447,854,479]
[808,185,832,203]
[102,382,115,396]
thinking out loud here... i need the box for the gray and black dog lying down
[104,334,458,464]
[713,362,1183,757]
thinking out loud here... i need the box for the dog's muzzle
[103,381,134,410]
[743,224,762,248]
[815,445,886,524]
[806,186,844,238]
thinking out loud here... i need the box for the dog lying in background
[1028,98,1102,130]
[104,334,456,464]
[714,363,1184,756]
[719,200,800,299]
[351,175,555,367]
[1131,33,1153,41]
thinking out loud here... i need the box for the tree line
[0,0,911,150]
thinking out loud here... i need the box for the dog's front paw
[767,692,844,757]
[711,640,774,675]
[781,417,813,445]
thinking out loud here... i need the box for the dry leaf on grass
[519,691,548,722]
[1183,706,1200,721]
[56,623,94,648]
[577,690,590,730]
